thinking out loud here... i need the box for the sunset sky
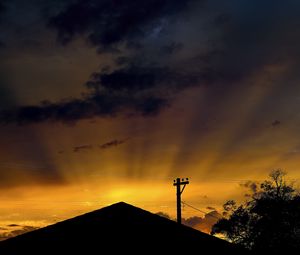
[1,0,300,237]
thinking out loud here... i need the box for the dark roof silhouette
[0,202,247,254]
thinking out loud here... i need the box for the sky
[1,0,300,238]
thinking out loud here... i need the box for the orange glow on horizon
[1,74,300,237]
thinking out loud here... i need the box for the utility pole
[173,178,189,224]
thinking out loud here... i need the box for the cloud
[87,63,202,92]
[48,0,195,52]
[240,181,258,194]
[88,65,171,92]
[0,57,216,124]
[7,224,20,227]
[156,212,171,220]
[2,0,300,125]
[182,216,203,228]
[0,225,39,241]
[0,1,5,45]
[0,92,168,124]
[99,139,127,150]
[156,209,222,234]
[55,2,297,91]
[0,1,5,18]
[69,138,128,153]
[192,211,222,234]
[181,210,222,234]
[73,144,93,153]
[272,120,281,127]
[160,42,184,56]
[206,206,216,210]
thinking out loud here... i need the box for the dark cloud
[73,144,93,153]
[0,1,5,17]
[216,1,300,76]
[7,224,19,227]
[156,212,171,220]
[272,120,281,127]
[0,92,168,124]
[193,211,222,234]
[0,57,216,124]
[99,139,127,150]
[155,209,222,233]
[206,206,216,211]
[2,0,300,125]
[48,0,195,52]
[0,225,39,241]
[155,210,221,233]
[87,64,201,93]
[0,1,6,45]
[88,65,170,92]
[156,210,221,233]
[182,216,203,228]
[240,181,258,195]
[70,138,127,153]
[160,42,184,55]
[182,210,222,233]
[212,13,231,27]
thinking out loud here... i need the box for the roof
[0,202,247,254]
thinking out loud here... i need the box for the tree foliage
[211,170,300,254]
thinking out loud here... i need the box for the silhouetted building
[0,202,248,254]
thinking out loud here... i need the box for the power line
[181,201,221,220]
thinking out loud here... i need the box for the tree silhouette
[211,170,300,254]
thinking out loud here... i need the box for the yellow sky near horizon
[2,79,300,230]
